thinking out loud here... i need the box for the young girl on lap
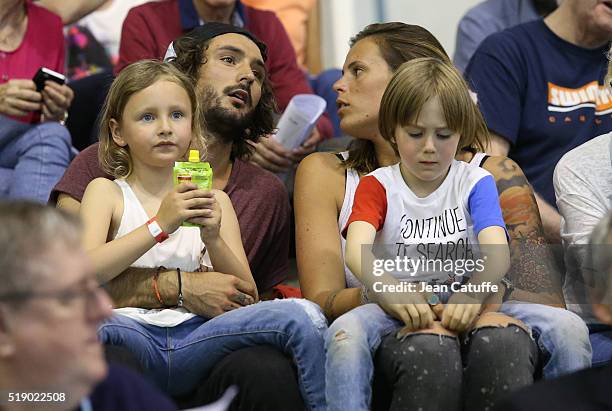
[80,60,253,294]
[328,58,511,409]
[79,60,327,409]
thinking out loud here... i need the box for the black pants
[188,345,304,411]
[372,325,538,411]
[106,344,304,411]
[66,70,114,150]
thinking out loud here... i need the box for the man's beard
[200,85,256,145]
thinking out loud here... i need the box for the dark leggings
[373,325,538,411]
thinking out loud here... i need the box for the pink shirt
[0,1,65,123]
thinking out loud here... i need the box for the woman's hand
[0,79,41,117]
[156,183,212,234]
[41,81,74,122]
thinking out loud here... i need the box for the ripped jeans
[325,304,405,411]
[499,301,592,377]
[325,303,537,411]
[99,299,327,411]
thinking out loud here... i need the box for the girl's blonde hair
[98,59,206,178]
[378,58,489,155]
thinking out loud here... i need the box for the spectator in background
[555,130,612,367]
[36,0,106,25]
[242,0,316,69]
[66,0,154,80]
[0,201,177,411]
[464,0,612,243]
[454,0,559,72]
[118,0,334,174]
[62,0,159,150]
[65,25,113,81]
[76,0,153,68]
[0,0,73,202]
[498,211,612,411]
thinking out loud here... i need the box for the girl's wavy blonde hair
[379,57,489,155]
[98,59,206,178]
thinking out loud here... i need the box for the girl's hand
[440,297,482,333]
[156,183,213,234]
[188,191,222,242]
[378,293,435,331]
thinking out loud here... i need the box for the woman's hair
[343,22,452,174]
[379,58,488,155]
[98,60,205,178]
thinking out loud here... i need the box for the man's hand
[249,134,293,173]
[250,128,323,173]
[289,128,321,161]
[0,80,41,117]
[41,81,73,122]
[182,271,257,318]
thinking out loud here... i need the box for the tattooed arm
[482,156,565,307]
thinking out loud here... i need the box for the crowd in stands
[0,0,610,410]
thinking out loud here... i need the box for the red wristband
[146,216,169,243]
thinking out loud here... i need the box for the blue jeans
[0,115,72,202]
[588,324,612,367]
[325,303,402,411]
[499,301,592,378]
[98,299,327,411]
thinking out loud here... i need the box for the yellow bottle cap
[188,149,200,162]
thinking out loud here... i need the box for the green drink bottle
[173,149,213,227]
